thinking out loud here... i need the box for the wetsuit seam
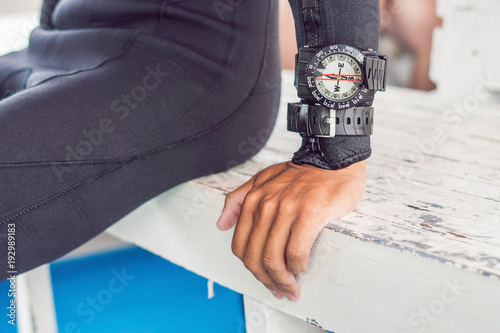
[0,160,125,168]
[28,30,140,88]
[249,0,273,96]
[0,163,127,225]
[0,85,281,224]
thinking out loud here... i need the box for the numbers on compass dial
[314,53,362,102]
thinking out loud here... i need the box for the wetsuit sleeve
[287,0,381,170]
[40,0,60,28]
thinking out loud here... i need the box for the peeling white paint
[207,279,215,300]
[108,71,500,333]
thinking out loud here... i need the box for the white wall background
[0,0,41,56]
[431,0,500,95]
[0,0,42,15]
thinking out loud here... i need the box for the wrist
[288,44,386,171]
[292,134,371,170]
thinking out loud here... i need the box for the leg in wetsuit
[0,0,281,280]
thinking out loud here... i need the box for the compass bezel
[305,44,371,109]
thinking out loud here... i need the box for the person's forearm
[40,0,60,28]
[288,0,380,51]
[287,0,382,170]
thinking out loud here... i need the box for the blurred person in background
[280,0,441,90]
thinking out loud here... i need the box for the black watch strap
[287,103,374,137]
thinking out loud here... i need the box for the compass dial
[305,45,370,109]
[314,53,362,101]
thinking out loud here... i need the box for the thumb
[216,179,254,231]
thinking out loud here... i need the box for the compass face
[314,53,362,101]
[306,45,370,109]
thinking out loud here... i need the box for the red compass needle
[316,76,362,82]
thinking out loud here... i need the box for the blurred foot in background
[381,0,442,91]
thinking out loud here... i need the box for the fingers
[236,189,304,301]
[231,190,259,261]
[263,213,301,301]
[231,191,288,298]
[217,163,288,231]
[239,198,285,298]
[216,178,254,231]
[285,216,323,275]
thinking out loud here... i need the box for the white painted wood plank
[106,182,500,333]
[107,70,500,332]
[244,296,325,333]
[16,273,34,333]
[17,265,58,333]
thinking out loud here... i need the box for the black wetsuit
[0,0,379,280]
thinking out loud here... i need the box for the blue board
[51,246,246,333]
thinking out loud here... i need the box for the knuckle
[244,190,261,206]
[259,196,277,213]
[243,253,259,272]
[277,197,294,214]
[262,253,281,273]
[286,245,307,266]
[231,241,243,258]
[263,282,278,291]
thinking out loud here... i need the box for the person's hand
[216,160,367,301]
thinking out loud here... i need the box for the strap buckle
[287,103,336,138]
